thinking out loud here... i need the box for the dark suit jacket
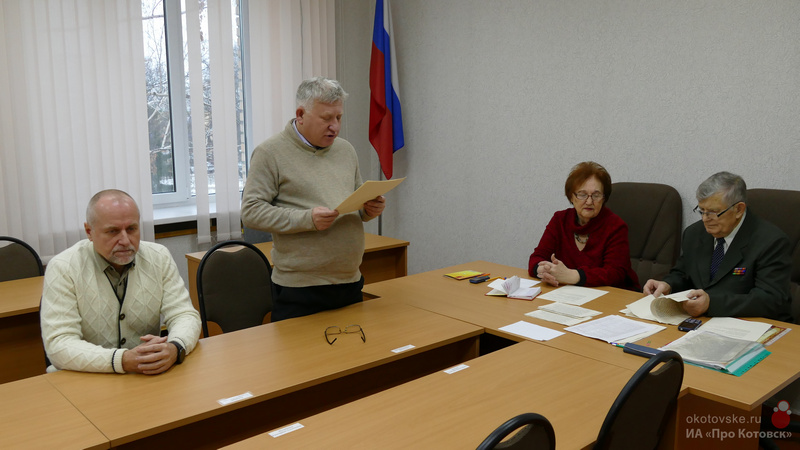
[663,210,793,322]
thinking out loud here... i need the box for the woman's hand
[537,254,580,286]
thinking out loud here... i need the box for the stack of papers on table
[537,286,608,306]
[699,317,772,341]
[624,290,693,325]
[659,330,770,376]
[564,315,665,344]
[525,302,602,326]
[485,276,541,300]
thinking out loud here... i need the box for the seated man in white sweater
[40,189,201,374]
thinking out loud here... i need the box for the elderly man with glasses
[644,171,792,321]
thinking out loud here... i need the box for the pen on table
[611,342,624,348]
[487,276,506,282]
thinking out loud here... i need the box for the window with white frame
[141,0,247,208]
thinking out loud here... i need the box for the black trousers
[271,276,365,322]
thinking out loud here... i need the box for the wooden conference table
[0,276,46,383]
[44,299,481,449]
[185,232,409,313]
[0,376,107,450]
[363,261,800,449]
[226,341,635,450]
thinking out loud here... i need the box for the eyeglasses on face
[693,202,738,219]
[574,191,604,202]
[325,324,366,345]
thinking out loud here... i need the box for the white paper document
[498,321,565,341]
[334,177,406,214]
[612,327,666,345]
[538,302,602,318]
[486,276,541,300]
[626,291,693,325]
[525,302,602,326]
[537,285,609,306]
[564,315,664,343]
[699,317,773,342]
[525,310,591,326]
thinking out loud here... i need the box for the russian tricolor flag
[369,0,404,179]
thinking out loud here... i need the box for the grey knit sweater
[241,120,373,287]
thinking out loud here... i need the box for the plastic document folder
[659,330,770,377]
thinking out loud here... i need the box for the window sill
[153,203,216,226]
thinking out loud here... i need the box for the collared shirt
[715,210,747,255]
[292,118,319,149]
[91,250,134,304]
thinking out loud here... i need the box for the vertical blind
[0,0,154,260]
[0,0,337,257]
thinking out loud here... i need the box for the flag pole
[378,164,384,236]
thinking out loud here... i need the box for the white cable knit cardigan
[41,240,201,373]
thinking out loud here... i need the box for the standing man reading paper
[41,190,201,374]
[241,77,386,321]
[643,172,792,321]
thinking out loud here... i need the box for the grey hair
[696,171,747,206]
[86,189,139,226]
[296,77,349,112]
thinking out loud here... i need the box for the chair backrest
[477,412,555,450]
[0,236,44,282]
[746,188,800,324]
[594,350,684,450]
[242,226,273,244]
[604,182,682,283]
[196,240,274,337]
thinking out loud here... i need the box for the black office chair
[604,182,682,285]
[0,236,44,282]
[594,350,684,450]
[743,189,800,448]
[477,412,555,450]
[196,240,274,337]
[746,188,800,324]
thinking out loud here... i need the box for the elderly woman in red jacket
[529,161,640,291]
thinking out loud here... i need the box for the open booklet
[659,329,770,376]
[624,290,693,325]
[485,276,541,300]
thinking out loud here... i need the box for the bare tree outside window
[142,0,174,195]
[141,0,247,203]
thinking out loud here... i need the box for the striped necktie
[710,238,725,280]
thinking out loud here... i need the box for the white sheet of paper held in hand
[334,177,406,214]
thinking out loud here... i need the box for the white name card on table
[499,321,565,341]
[392,344,416,353]
[217,391,253,406]
[444,364,470,374]
[269,423,304,438]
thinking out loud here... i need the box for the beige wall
[336,0,800,275]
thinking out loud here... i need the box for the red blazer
[528,207,640,291]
